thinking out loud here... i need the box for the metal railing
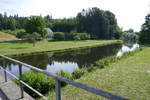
[0,55,128,100]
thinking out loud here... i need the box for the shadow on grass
[48,39,87,42]
[1,39,90,44]
[10,47,29,49]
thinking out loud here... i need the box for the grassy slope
[0,32,18,41]
[44,47,150,100]
[0,40,121,56]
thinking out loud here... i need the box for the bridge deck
[0,70,34,100]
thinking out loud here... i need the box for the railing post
[55,80,61,100]
[3,58,7,82]
[19,64,24,98]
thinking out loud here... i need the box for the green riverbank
[0,40,121,56]
[42,46,150,100]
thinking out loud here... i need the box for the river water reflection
[0,44,121,76]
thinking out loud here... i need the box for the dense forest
[0,7,122,40]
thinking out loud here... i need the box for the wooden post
[19,64,24,98]
[55,80,61,100]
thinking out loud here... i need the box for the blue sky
[0,0,149,31]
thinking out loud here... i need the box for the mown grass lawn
[0,40,121,56]
[42,47,150,100]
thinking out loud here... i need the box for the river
[0,43,122,77]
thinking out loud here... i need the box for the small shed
[45,28,54,38]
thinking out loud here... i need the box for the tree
[7,17,17,30]
[139,14,150,44]
[25,16,47,38]
[25,32,41,46]
[124,28,134,33]
[76,7,121,39]
[50,18,77,33]
[122,32,138,44]
[3,12,8,29]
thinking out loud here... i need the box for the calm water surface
[0,44,121,76]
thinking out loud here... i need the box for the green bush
[72,33,90,40]
[64,32,75,40]
[16,31,27,38]
[79,33,91,40]
[94,56,120,69]
[56,70,72,86]
[53,32,65,40]
[15,71,55,98]
[94,60,106,68]
[64,32,90,40]
[73,34,81,40]
[1,29,25,36]
[72,69,86,79]
[87,66,97,72]
[53,32,90,40]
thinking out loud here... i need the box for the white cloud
[100,0,150,31]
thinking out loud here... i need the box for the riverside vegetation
[14,47,142,98]
[37,46,150,100]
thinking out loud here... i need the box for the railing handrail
[0,66,48,100]
[0,55,128,100]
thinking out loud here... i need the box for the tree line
[49,8,122,39]
[0,7,149,44]
[0,13,28,30]
[0,7,122,40]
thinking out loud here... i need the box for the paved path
[0,70,34,100]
